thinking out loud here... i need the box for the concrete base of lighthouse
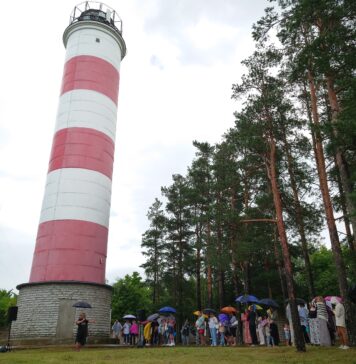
[11,281,112,345]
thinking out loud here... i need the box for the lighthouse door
[56,300,76,341]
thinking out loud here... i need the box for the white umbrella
[123,314,136,319]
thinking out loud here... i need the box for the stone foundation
[11,281,112,345]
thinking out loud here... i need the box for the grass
[0,346,355,364]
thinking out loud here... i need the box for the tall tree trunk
[306,70,348,298]
[306,72,356,345]
[265,259,273,298]
[273,228,287,303]
[196,243,202,311]
[334,155,356,252]
[280,121,315,299]
[230,190,240,296]
[325,76,356,238]
[266,129,305,352]
[206,221,213,307]
[194,206,202,311]
[217,271,225,309]
[242,261,251,294]
[217,228,224,307]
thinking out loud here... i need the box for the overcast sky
[0,0,274,291]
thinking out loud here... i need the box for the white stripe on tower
[40,168,112,227]
[55,90,118,141]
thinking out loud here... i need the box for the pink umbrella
[324,296,342,303]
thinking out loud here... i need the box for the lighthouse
[12,2,126,344]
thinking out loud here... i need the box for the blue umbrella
[235,295,259,304]
[158,306,176,314]
[259,298,279,308]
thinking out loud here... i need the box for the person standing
[75,312,95,351]
[150,319,159,346]
[248,306,258,346]
[267,307,280,346]
[283,323,291,346]
[315,296,331,346]
[229,314,238,346]
[285,303,294,346]
[195,311,206,346]
[308,300,320,345]
[298,303,310,344]
[257,316,266,346]
[130,320,139,345]
[167,318,176,346]
[331,297,349,349]
[241,309,252,345]
[181,319,190,345]
[218,320,226,346]
[122,320,131,345]
[112,320,122,344]
[208,313,218,346]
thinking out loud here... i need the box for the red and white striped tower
[12,2,126,344]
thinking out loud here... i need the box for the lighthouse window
[96,38,100,43]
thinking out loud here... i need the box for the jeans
[219,332,225,346]
[267,335,275,346]
[182,334,189,345]
[210,328,217,346]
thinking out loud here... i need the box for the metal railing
[69,1,123,34]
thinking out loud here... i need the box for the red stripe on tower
[30,220,108,283]
[48,127,115,179]
[61,55,120,105]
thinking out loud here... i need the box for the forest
[137,0,356,352]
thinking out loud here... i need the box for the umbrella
[147,313,160,321]
[235,295,259,304]
[259,298,279,308]
[202,308,217,315]
[218,313,229,323]
[73,301,92,308]
[248,304,263,311]
[221,306,237,314]
[158,306,176,314]
[324,296,342,303]
[285,298,306,305]
[123,314,136,319]
[193,311,208,318]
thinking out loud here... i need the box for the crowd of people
[287,296,349,349]
[88,296,349,350]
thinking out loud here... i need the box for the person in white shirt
[331,297,349,349]
[208,313,218,346]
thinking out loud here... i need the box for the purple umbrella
[218,313,229,323]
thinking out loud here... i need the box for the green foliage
[111,272,152,322]
[0,289,17,327]
[139,1,355,329]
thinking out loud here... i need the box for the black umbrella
[73,301,92,308]
[202,308,217,315]
[285,298,306,305]
[259,298,279,308]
